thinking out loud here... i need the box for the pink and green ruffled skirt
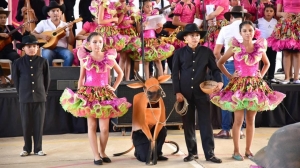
[94,25,130,51]
[129,38,175,61]
[267,15,300,51]
[119,27,141,53]
[210,77,286,112]
[60,86,131,119]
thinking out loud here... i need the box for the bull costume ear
[158,75,171,83]
[127,71,145,89]
[127,83,144,89]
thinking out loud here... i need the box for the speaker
[116,80,182,125]
[49,67,80,90]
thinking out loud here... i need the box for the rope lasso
[174,97,188,116]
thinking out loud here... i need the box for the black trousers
[266,47,277,79]
[182,95,215,159]
[133,127,167,162]
[20,102,46,153]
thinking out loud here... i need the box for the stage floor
[0,128,277,168]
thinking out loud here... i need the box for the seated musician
[31,1,74,66]
[0,7,29,88]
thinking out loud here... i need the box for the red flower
[254,29,261,39]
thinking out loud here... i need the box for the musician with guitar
[31,1,74,66]
[0,8,30,88]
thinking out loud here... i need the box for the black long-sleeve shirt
[12,55,50,103]
[172,45,223,100]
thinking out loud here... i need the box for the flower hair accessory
[254,28,261,39]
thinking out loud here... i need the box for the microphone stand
[139,0,145,80]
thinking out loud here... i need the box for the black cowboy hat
[16,35,45,50]
[42,0,65,17]
[0,7,10,16]
[224,6,251,21]
[176,23,207,41]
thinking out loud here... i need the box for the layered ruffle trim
[210,77,286,112]
[267,15,300,51]
[229,37,267,66]
[94,26,130,51]
[210,90,286,112]
[77,47,116,73]
[60,87,131,119]
[129,38,175,61]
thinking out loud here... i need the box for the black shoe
[206,156,222,163]
[183,154,194,162]
[101,157,111,163]
[94,159,103,165]
[157,155,168,161]
[194,155,199,159]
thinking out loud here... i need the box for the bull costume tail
[113,141,179,156]
[113,145,134,156]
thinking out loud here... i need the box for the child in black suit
[12,35,50,157]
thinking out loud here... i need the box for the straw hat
[199,81,218,94]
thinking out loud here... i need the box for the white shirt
[34,19,70,48]
[257,18,277,39]
[153,0,171,18]
[216,20,243,60]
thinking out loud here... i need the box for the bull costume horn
[155,66,159,79]
[135,71,145,83]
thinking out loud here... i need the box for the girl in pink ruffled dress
[203,0,229,50]
[267,0,300,84]
[116,0,140,81]
[210,21,285,161]
[134,0,174,79]
[60,32,131,165]
[89,0,130,51]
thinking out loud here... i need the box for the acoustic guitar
[0,20,35,51]
[38,18,82,50]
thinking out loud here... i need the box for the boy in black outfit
[12,35,50,157]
